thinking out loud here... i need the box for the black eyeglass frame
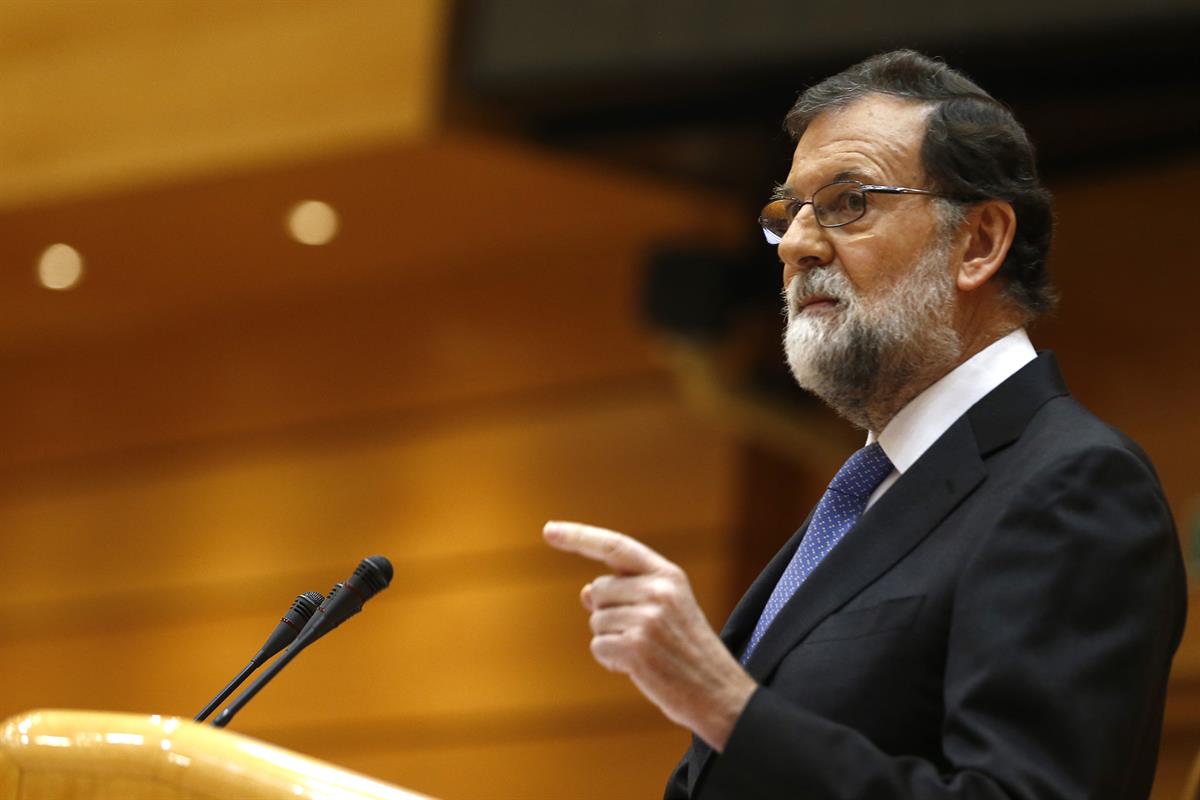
[758,180,953,239]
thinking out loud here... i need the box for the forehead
[786,94,932,190]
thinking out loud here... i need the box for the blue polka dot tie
[741,442,895,663]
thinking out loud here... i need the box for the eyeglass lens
[759,183,869,243]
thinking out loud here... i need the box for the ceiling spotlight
[286,200,339,246]
[37,244,84,290]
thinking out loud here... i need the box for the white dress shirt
[865,328,1037,508]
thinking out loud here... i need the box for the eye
[814,185,867,225]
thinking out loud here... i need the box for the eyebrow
[772,170,875,200]
[830,169,873,184]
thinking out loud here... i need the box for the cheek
[835,223,933,296]
[837,230,883,246]
[831,232,889,294]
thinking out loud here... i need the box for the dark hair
[786,49,1056,318]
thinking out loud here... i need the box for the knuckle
[646,579,666,602]
[590,637,623,672]
[586,576,612,609]
[588,638,611,669]
[649,577,677,605]
[643,604,664,630]
[602,536,625,560]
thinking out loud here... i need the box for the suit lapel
[685,433,986,798]
[718,509,815,653]
[685,351,1070,796]
[742,416,985,680]
[688,421,987,796]
[741,352,1067,681]
[967,350,1068,455]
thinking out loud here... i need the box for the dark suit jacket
[665,353,1186,799]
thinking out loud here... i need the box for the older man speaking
[544,50,1185,800]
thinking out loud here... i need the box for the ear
[956,200,1016,293]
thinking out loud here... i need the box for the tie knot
[827,442,894,500]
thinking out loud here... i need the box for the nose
[778,204,833,288]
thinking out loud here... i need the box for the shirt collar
[867,328,1037,474]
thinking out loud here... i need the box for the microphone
[212,556,393,728]
[293,556,394,646]
[194,591,325,722]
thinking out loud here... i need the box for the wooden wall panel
[0,393,735,607]
[0,134,740,479]
[0,259,657,480]
[0,134,738,354]
[0,0,449,209]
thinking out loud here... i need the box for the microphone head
[292,558,393,648]
[353,555,393,595]
[258,590,328,663]
[290,591,325,622]
[320,583,344,611]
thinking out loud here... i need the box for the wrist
[698,671,757,752]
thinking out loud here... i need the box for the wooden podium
[0,709,433,800]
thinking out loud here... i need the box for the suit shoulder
[976,394,1176,556]
[1013,394,1160,479]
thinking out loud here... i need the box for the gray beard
[782,238,962,431]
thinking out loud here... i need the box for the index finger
[543,520,672,575]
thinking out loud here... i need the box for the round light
[286,200,339,246]
[37,244,84,290]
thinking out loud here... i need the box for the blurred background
[1,1,1198,797]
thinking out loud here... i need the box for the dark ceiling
[449,0,1200,196]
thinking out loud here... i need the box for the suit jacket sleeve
[695,443,1185,799]
[664,755,690,800]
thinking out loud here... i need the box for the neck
[857,310,1022,433]
[856,357,951,432]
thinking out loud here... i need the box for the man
[543,50,1185,799]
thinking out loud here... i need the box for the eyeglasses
[758,180,950,244]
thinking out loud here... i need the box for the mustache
[783,269,855,314]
